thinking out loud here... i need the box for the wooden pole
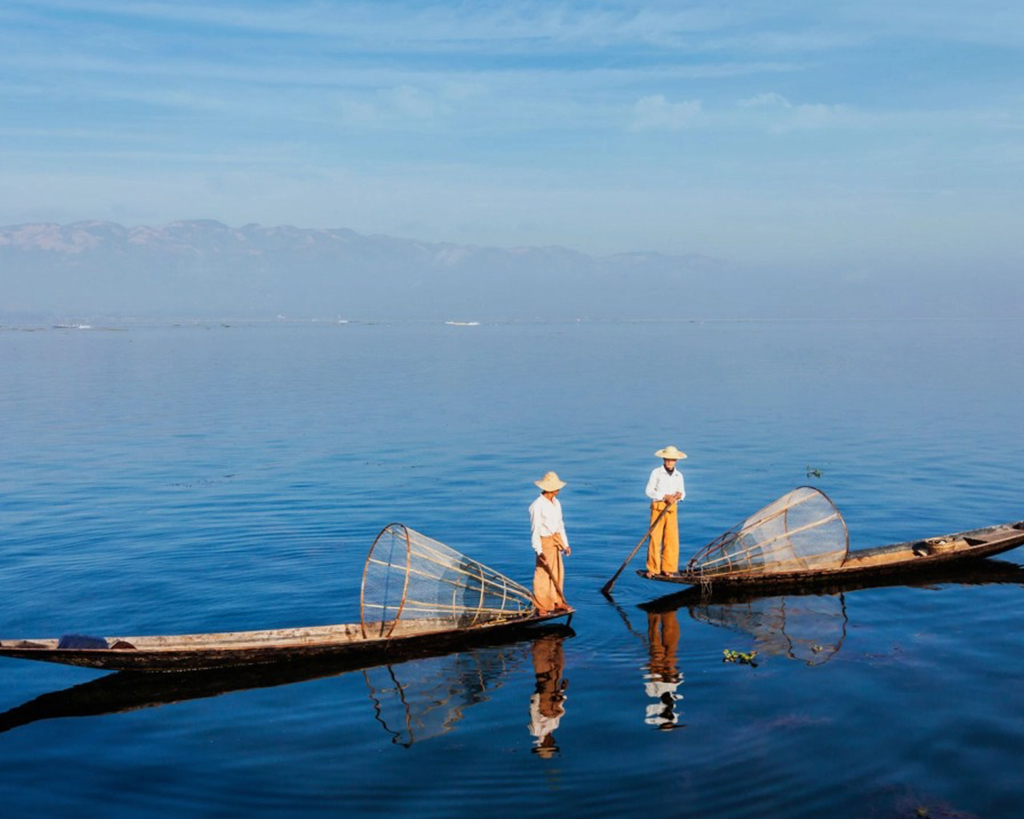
[601,503,673,596]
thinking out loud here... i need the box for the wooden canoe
[638,556,1024,612]
[0,521,570,673]
[638,519,1024,590]
[0,623,575,735]
[0,610,573,673]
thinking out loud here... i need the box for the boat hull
[639,520,1024,590]
[0,611,572,673]
[0,623,577,736]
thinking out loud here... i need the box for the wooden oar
[601,503,672,597]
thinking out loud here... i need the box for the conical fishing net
[360,523,536,639]
[687,487,849,577]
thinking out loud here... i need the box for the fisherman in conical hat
[645,446,687,576]
[529,472,571,615]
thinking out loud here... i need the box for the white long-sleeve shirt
[645,465,686,503]
[529,495,569,555]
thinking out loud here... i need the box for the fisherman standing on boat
[646,446,686,576]
[529,472,571,615]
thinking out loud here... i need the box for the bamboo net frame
[360,523,536,639]
[687,487,849,578]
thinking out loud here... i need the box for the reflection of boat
[0,624,574,737]
[640,487,1024,590]
[640,558,1024,666]
[367,633,556,747]
[0,524,571,672]
[690,594,847,666]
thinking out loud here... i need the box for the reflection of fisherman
[645,446,686,576]
[529,472,571,615]
[528,635,568,757]
[645,610,683,730]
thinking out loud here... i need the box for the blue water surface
[1,318,1023,818]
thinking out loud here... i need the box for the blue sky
[1,0,1022,270]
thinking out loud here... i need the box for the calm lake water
[1,318,1023,818]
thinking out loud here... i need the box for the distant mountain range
[3,219,1018,320]
[0,220,728,320]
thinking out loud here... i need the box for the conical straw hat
[655,445,687,460]
[535,471,567,491]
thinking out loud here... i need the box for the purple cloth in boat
[57,634,110,649]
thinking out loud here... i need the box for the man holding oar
[645,446,686,576]
[529,471,571,615]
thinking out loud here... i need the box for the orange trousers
[646,501,679,575]
[533,534,567,611]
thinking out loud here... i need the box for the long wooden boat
[0,623,575,739]
[0,610,572,672]
[0,626,577,737]
[638,556,1024,610]
[632,558,1024,669]
[0,522,572,672]
[639,519,1024,591]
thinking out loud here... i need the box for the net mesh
[360,523,536,638]
[687,487,849,577]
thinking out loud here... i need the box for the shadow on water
[0,624,574,742]
[630,558,1024,667]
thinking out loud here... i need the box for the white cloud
[0,1,753,52]
[332,82,489,129]
[738,92,854,131]
[629,95,703,131]
[2,0,1023,268]
[385,85,440,120]
[739,92,793,109]
[785,102,852,131]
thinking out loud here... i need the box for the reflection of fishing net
[691,594,848,666]
[688,487,848,577]
[360,524,536,638]
[364,643,527,746]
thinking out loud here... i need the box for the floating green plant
[723,648,758,666]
